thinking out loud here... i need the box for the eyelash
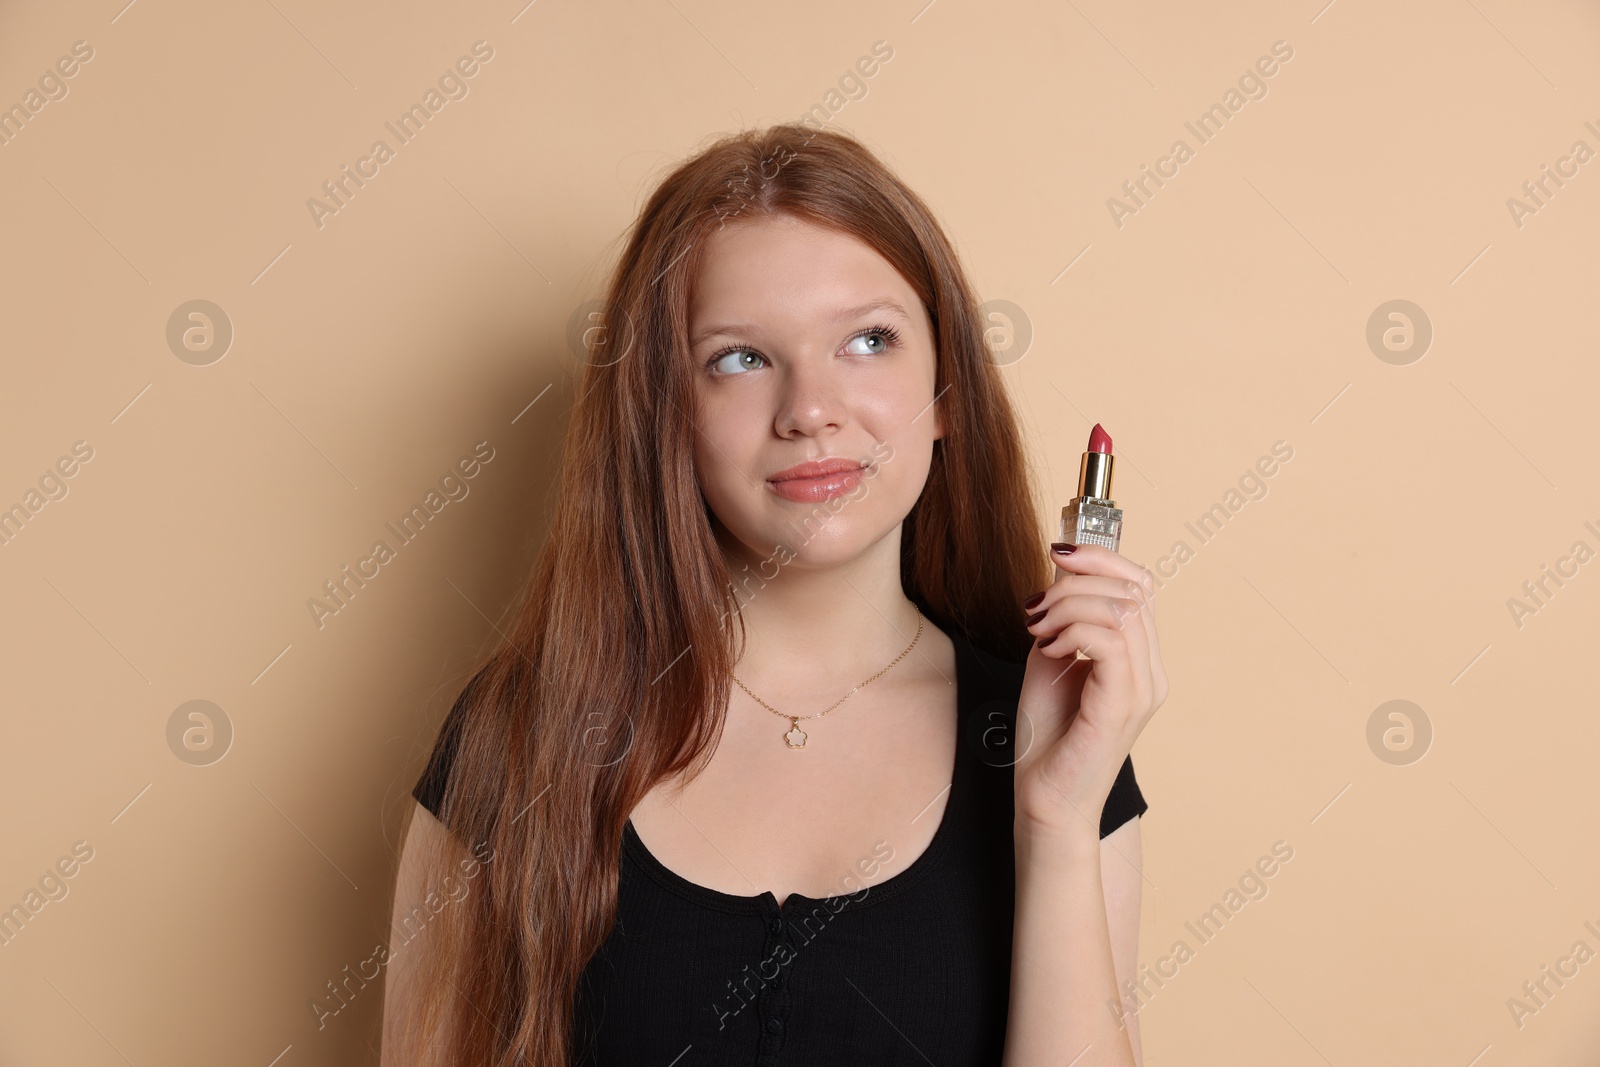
[703,323,903,372]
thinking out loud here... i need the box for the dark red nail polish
[1050,542,1077,555]
[1023,591,1045,610]
[1037,632,1060,648]
[1024,610,1047,627]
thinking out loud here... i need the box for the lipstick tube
[1060,423,1122,553]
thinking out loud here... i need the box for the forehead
[688,215,916,326]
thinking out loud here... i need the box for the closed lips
[768,459,866,482]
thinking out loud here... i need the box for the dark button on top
[769,916,785,935]
[765,1017,783,1034]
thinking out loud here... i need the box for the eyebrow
[688,298,912,349]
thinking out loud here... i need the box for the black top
[413,629,1148,1066]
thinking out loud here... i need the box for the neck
[716,526,924,692]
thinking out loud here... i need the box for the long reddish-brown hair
[401,122,1052,1066]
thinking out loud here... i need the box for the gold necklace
[731,609,924,749]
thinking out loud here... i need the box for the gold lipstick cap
[1060,450,1121,551]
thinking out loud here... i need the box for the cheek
[879,442,935,514]
[695,395,759,467]
[692,399,760,506]
[860,394,938,504]
[692,436,732,501]
[859,382,938,451]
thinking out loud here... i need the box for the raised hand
[1013,542,1169,837]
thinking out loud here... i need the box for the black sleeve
[1099,753,1148,838]
[412,674,479,823]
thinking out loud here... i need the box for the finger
[1097,577,1157,709]
[1030,589,1153,716]
[1045,546,1161,709]
[1034,613,1139,683]
[1142,604,1169,709]
[1101,590,1153,714]
[1024,573,1151,616]
[1107,569,1166,710]
[1032,621,1139,709]
[1027,575,1153,653]
[1050,543,1158,599]
[1026,591,1142,639]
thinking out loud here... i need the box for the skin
[682,212,1164,1065]
[687,210,944,654]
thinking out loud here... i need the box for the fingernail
[1024,610,1047,626]
[1050,542,1077,555]
[1022,590,1045,610]
[1037,632,1060,648]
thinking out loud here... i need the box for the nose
[772,357,846,440]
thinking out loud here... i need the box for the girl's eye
[706,349,767,375]
[844,324,902,356]
[704,323,903,376]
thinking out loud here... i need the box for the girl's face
[686,213,944,571]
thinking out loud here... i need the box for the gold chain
[731,608,924,750]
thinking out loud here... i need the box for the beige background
[2,0,1597,1063]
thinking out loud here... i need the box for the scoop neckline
[621,628,977,916]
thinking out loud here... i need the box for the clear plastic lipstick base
[1060,499,1122,553]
